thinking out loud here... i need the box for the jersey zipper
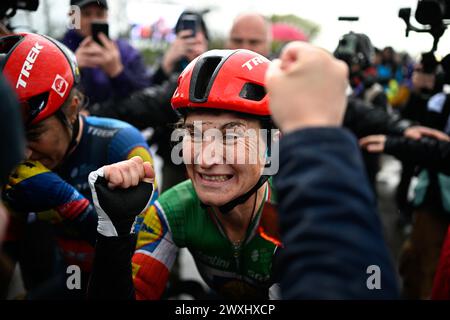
[232,240,242,276]
[212,185,269,278]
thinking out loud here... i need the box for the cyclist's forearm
[88,233,137,300]
[63,203,98,245]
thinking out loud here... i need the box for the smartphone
[91,22,109,46]
[179,14,198,38]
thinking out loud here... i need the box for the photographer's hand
[359,135,387,153]
[162,30,207,75]
[404,126,450,141]
[75,36,100,69]
[75,35,124,77]
[97,33,124,78]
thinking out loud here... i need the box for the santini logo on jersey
[16,42,44,89]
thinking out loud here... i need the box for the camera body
[415,0,450,25]
[0,0,39,20]
[334,32,374,70]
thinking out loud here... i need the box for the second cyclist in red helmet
[0,33,157,298]
[88,49,281,299]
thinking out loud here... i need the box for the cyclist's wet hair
[59,88,86,117]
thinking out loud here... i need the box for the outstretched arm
[265,41,399,299]
[360,134,450,175]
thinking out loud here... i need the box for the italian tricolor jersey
[132,179,281,299]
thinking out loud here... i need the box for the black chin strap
[218,175,270,214]
[201,175,270,214]
[55,109,80,161]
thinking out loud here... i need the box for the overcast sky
[12,0,450,57]
[199,0,450,57]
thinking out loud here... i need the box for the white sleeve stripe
[88,167,118,237]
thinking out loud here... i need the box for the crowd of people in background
[1,0,450,300]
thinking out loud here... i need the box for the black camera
[399,0,449,52]
[0,0,39,20]
[334,32,374,70]
[416,0,450,25]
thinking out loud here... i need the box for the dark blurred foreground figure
[86,45,399,299]
[0,75,25,298]
[266,42,398,298]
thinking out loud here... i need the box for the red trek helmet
[171,49,271,118]
[0,33,80,126]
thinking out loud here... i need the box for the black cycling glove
[88,167,154,237]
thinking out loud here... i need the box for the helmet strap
[218,175,269,214]
[200,174,269,214]
[55,109,80,161]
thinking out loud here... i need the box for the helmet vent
[192,56,222,101]
[0,35,23,54]
[0,35,24,70]
[239,83,266,101]
[22,91,49,126]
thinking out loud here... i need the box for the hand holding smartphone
[179,14,198,38]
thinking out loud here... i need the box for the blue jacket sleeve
[275,127,399,299]
[107,125,150,164]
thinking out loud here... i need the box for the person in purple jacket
[62,0,151,105]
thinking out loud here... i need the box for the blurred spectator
[376,46,402,86]
[395,53,445,231]
[226,13,272,57]
[375,46,408,105]
[0,74,25,298]
[387,52,415,109]
[152,11,209,86]
[150,11,209,192]
[62,0,151,105]
[334,32,387,191]
[400,53,415,89]
[401,53,442,132]
[396,53,450,299]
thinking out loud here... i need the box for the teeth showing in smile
[200,174,231,182]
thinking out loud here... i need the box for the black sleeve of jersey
[88,233,137,300]
[344,98,414,138]
[385,136,450,175]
